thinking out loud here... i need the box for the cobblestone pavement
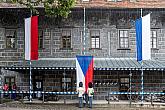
[0,102,165,110]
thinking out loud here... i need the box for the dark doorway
[33,74,43,98]
[4,76,15,91]
[33,74,43,91]
[61,77,72,92]
[119,77,130,100]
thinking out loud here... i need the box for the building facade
[0,0,165,100]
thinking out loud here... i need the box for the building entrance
[119,77,130,100]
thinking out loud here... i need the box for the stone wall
[3,69,164,100]
[0,9,165,100]
[0,9,164,66]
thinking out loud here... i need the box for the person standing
[77,82,85,108]
[87,82,94,108]
[12,83,17,100]
[3,83,9,98]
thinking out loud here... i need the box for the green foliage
[12,0,75,17]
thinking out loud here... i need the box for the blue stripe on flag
[136,14,151,61]
[76,56,93,76]
[136,18,142,61]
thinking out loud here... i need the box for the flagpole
[83,7,86,56]
[29,9,33,103]
[140,61,144,105]
[140,8,144,106]
[29,60,32,102]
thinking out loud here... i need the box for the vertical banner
[136,14,151,61]
[25,16,38,60]
[76,56,94,91]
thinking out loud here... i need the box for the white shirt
[87,88,94,97]
[77,87,85,97]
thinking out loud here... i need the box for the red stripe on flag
[31,16,38,60]
[85,58,94,91]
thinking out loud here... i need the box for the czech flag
[25,16,38,60]
[136,14,151,61]
[76,56,94,91]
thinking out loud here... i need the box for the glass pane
[125,38,128,42]
[92,41,95,44]
[120,38,124,44]
[153,39,156,42]
[62,36,71,48]
[120,31,123,37]
[38,30,43,48]
[92,44,95,48]
[63,41,66,48]
[92,41,95,45]
[6,29,16,48]
[96,38,100,41]
[96,42,99,46]
[153,31,156,37]
[120,44,123,48]
[96,39,99,43]
[91,38,95,42]
[5,78,9,83]
[39,30,43,36]
[96,45,99,48]
[125,44,128,48]
[39,38,43,48]
[96,40,99,43]
[153,44,156,48]
[11,78,15,83]
[6,38,15,48]
[124,31,128,37]
[153,42,156,46]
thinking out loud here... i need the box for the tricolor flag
[25,16,38,60]
[76,56,94,91]
[136,14,151,61]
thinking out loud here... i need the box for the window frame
[5,28,17,49]
[118,29,129,49]
[38,29,44,49]
[151,30,157,49]
[61,30,72,49]
[90,30,100,49]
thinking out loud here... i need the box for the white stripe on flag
[76,59,85,90]
[25,18,31,60]
[142,14,151,60]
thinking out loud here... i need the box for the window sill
[60,48,73,50]
[117,48,131,50]
[5,48,17,50]
[89,48,102,50]
[151,48,159,50]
